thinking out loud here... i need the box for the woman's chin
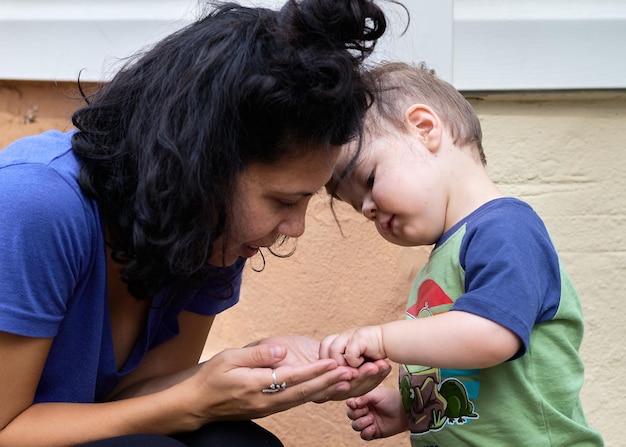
[208,253,240,267]
[239,244,260,259]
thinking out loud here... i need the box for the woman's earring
[250,249,266,272]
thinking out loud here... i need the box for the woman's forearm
[0,387,200,447]
[108,363,202,401]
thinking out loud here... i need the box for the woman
[0,0,391,445]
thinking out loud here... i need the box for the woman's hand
[250,336,392,402]
[324,358,391,402]
[247,336,321,368]
[183,342,354,424]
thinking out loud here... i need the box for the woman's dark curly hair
[71,0,387,300]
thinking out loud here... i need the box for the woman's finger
[273,363,354,403]
[227,344,288,369]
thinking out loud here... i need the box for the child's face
[331,131,449,247]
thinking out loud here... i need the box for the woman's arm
[107,311,215,400]
[0,330,190,447]
[0,332,52,431]
[0,313,209,446]
[0,312,355,446]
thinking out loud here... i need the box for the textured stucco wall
[2,82,623,446]
[207,93,626,447]
[472,94,625,447]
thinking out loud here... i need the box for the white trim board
[453,17,626,90]
[1,0,625,90]
[0,0,196,82]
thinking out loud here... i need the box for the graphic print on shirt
[401,279,479,435]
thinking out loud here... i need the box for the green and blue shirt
[401,198,603,446]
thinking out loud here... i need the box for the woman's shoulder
[0,130,101,262]
[0,130,92,215]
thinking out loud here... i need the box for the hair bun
[278,0,387,60]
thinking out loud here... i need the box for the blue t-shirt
[0,130,243,402]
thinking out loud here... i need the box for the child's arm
[321,310,521,369]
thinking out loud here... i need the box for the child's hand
[320,326,386,368]
[346,387,408,440]
[313,358,391,402]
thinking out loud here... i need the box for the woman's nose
[279,211,306,238]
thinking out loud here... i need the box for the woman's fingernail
[336,383,350,392]
[271,346,285,358]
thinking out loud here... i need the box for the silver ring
[262,369,287,393]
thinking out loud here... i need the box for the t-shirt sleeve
[0,164,92,338]
[453,207,562,356]
[184,258,245,315]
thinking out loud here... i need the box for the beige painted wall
[1,82,624,446]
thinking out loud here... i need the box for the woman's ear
[404,104,442,152]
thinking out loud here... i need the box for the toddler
[321,62,603,446]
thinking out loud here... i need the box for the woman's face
[209,144,340,266]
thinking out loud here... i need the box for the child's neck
[444,148,504,232]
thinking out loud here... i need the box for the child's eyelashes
[366,171,375,188]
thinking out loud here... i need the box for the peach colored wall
[1,82,623,446]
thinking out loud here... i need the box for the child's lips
[380,215,395,232]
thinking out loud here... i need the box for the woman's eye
[278,200,299,209]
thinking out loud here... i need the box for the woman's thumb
[239,343,287,368]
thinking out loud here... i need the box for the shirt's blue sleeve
[453,204,561,356]
[0,164,92,337]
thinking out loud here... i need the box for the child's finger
[346,397,359,409]
[343,352,365,368]
[344,339,366,367]
[318,334,334,359]
[327,336,351,366]
[346,395,367,409]
[351,413,374,432]
[360,423,379,441]
[346,402,371,421]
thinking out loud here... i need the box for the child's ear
[404,104,442,152]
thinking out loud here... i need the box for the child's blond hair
[365,62,486,164]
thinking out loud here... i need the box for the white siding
[453,0,626,90]
[1,0,625,90]
[0,0,196,82]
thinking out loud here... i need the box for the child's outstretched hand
[346,387,408,440]
[320,326,386,368]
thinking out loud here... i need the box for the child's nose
[361,196,377,221]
